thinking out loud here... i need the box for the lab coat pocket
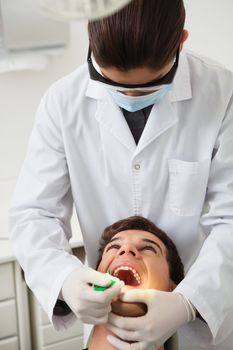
[168,159,211,216]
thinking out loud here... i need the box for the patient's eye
[106,244,120,252]
[140,245,159,255]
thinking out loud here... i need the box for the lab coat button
[134,164,141,170]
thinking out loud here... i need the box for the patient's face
[97,230,172,291]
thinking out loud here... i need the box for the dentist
[9,0,233,349]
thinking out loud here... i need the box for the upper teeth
[113,266,141,284]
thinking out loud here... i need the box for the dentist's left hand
[61,266,123,324]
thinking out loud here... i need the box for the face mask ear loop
[93,59,104,76]
[87,44,108,80]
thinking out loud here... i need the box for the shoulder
[36,63,91,126]
[183,50,233,104]
[43,63,90,104]
[185,50,233,86]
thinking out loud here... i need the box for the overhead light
[41,0,132,21]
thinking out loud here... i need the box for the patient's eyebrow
[141,238,163,254]
[104,236,122,252]
[108,236,123,244]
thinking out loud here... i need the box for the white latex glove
[107,289,196,350]
[61,266,123,324]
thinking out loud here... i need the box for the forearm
[175,225,233,346]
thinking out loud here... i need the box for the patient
[85,216,184,350]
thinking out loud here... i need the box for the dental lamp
[41,0,132,21]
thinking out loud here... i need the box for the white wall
[1,0,233,239]
[184,0,233,71]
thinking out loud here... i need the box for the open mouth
[112,266,141,286]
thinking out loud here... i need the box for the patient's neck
[88,325,164,350]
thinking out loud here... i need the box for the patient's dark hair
[97,216,184,285]
[88,0,185,70]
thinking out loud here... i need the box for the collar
[168,49,192,102]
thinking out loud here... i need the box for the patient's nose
[117,243,140,257]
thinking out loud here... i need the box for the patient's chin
[111,299,147,317]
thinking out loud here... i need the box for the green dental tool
[94,269,117,291]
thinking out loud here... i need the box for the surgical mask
[106,85,172,112]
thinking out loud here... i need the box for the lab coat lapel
[135,96,178,155]
[86,80,136,152]
[135,50,192,155]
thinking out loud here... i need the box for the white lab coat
[9,50,233,349]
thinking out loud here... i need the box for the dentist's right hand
[61,266,123,324]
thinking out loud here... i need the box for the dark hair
[88,0,185,71]
[97,216,184,285]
